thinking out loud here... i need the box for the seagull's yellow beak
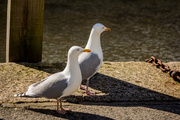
[105,28,111,31]
[82,49,91,52]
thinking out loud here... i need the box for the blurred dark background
[0,0,180,63]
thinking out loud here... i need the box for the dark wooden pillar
[9,0,44,62]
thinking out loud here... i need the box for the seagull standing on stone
[78,23,111,95]
[14,46,91,114]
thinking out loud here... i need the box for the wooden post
[9,0,44,62]
[6,0,11,63]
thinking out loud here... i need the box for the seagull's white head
[92,23,111,34]
[68,46,91,57]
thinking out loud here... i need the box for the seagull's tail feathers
[14,92,31,97]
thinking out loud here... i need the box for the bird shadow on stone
[66,73,180,115]
[26,107,113,120]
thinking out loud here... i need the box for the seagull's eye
[77,49,80,51]
[102,27,104,29]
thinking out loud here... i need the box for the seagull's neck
[64,55,80,75]
[85,29,102,53]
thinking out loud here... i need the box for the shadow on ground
[27,108,113,120]
[80,73,180,102]
[69,73,180,115]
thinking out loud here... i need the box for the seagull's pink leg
[85,78,96,96]
[56,98,71,114]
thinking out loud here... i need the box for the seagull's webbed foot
[80,85,96,96]
[86,90,96,96]
[80,85,86,90]
[57,107,71,114]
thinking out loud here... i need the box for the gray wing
[78,52,101,80]
[27,72,68,99]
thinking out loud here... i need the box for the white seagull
[14,46,91,114]
[78,23,110,95]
